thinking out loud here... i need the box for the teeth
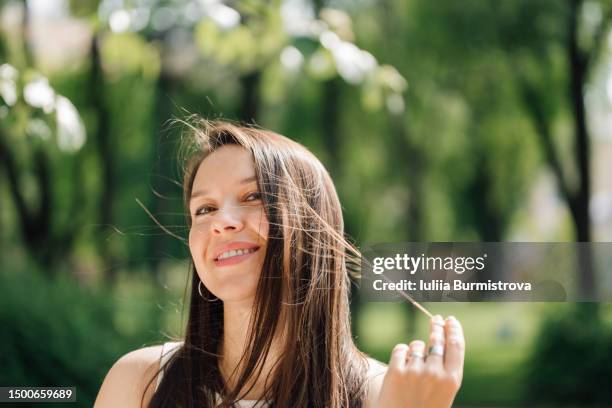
[217,248,257,260]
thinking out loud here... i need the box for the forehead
[192,145,255,192]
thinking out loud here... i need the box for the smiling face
[188,145,269,303]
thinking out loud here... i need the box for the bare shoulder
[94,345,164,408]
[365,357,388,408]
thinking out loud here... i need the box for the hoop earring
[198,281,219,302]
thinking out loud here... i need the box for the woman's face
[188,145,269,303]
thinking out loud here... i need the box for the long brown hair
[146,118,369,407]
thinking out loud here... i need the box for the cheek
[252,208,270,241]
[188,225,208,259]
[189,227,212,286]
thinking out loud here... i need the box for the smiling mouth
[213,247,261,266]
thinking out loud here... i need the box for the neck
[219,298,282,400]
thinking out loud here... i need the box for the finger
[388,343,410,373]
[405,340,426,370]
[444,316,465,375]
[425,314,446,369]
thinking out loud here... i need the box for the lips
[213,247,260,267]
[212,241,261,262]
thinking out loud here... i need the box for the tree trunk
[321,77,341,179]
[148,72,173,283]
[239,71,261,123]
[568,0,595,298]
[389,110,423,338]
[90,34,116,283]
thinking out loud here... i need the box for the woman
[94,119,465,408]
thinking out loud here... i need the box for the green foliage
[0,64,86,153]
[525,304,612,405]
[0,269,161,407]
[194,4,285,73]
[101,33,161,81]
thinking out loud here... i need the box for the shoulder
[94,345,164,408]
[365,357,388,408]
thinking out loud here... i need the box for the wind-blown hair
[146,119,369,407]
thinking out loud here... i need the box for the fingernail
[447,315,456,322]
[433,314,444,323]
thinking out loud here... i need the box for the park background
[1,0,612,406]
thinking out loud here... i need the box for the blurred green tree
[0,2,87,270]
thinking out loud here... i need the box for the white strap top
[155,341,271,408]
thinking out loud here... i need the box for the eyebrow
[190,175,258,201]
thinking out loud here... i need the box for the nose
[210,206,244,235]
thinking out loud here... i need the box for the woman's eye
[195,206,215,216]
[245,191,262,201]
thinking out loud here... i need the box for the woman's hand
[376,315,465,408]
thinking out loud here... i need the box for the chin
[197,257,264,301]
[213,285,258,303]
[203,274,260,303]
